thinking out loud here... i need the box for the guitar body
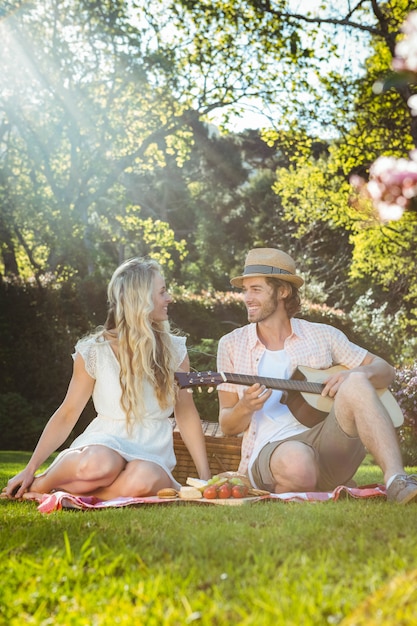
[285,365,404,428]
[284,365,341,427]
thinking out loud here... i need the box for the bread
[186,477,208,492]
[178,486,203,500]
[157,488,178,499]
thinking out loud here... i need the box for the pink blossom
[350,153,417,221]
[349,12,417,221]
[392,11,417,73]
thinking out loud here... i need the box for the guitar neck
[224,372,324,395]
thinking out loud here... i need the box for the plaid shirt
[216,318,367,474]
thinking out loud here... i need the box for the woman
[2,257,210,500]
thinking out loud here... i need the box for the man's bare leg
[334,372,404,484]
[269,441,318,493]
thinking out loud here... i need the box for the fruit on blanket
[206,475,229,488]
[186,473,257,499]
[217,472,252,489]
[218,483,232,499]
[231,484,249,498]
[202,485,218,499]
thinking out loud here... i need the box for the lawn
[1,452,417,625]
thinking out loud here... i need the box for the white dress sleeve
[72,339,97,379]
[170,335,187,369]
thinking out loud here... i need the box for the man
[217,247,417,503]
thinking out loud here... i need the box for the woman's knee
[76,446,125,481]
[119,461,170,497]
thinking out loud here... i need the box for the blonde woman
[3,257,210,500]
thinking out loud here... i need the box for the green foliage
[114,207,188,278]
[170,289,246,344]
[2,278,415,449]
[349,213,417,328]
[2,0,417,453]
[391,362,417,465]
[264,1,417,327]
[0,275,105,433]
[271,138,417,328]
[337,35,416,173]
[0,393,40,450]
[2,0,332,284]
[349,292,416,364]
[0,0,202,280]
[272,157,357,309]
[1,0,417,336]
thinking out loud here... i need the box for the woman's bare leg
[28,446,126,495]
[91,460,173,499]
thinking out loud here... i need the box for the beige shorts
[251,408,366,492]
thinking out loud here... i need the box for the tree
[267,1,417,347]
[2,0,416,313]
[1,0,253,281]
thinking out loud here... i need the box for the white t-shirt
[248,348,308,482]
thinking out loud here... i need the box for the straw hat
[230,248,304,288]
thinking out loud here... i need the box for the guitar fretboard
[223,373,324,394]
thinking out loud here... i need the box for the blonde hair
[104,257,176,428]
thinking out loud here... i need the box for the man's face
[242,277,278,323]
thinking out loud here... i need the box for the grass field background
[1,452,417,625]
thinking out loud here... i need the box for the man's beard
[247,290,279,323]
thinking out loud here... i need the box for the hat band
[243,264,292,277]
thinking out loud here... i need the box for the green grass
[1,452,417,625]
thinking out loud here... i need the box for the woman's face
[150,273,173,322]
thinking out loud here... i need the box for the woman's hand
[2,468,35,499]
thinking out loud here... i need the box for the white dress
[40,334,187,489]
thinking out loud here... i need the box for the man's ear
[279,284,292,299]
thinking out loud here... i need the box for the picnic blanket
[35,483,387,513]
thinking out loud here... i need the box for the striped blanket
[36,484,386,513]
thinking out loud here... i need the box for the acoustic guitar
[175,365,404,428]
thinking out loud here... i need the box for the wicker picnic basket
[171,420,242,485]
